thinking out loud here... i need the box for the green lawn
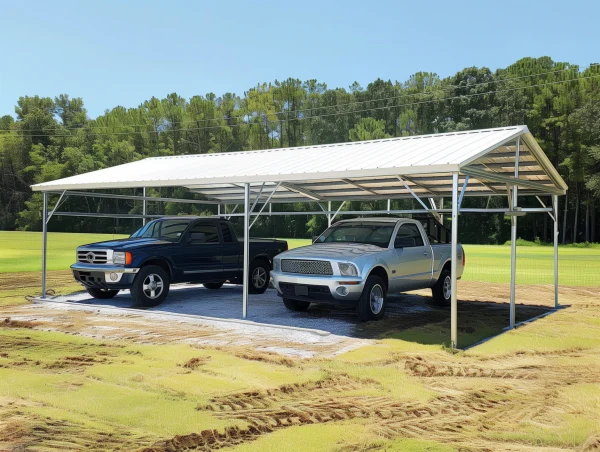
[1,231,598,286]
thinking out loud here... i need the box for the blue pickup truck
[71,217,288,306]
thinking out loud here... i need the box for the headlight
[339,263,359,277]
[113,251,132,265]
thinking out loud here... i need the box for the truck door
[181,222,223,282]
[220,221,242,280]
[390,223,432,291]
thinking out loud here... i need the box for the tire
[203,282,225,290]
[283,298,311,311]
[130,265,170,307]
[86,288,120,299]
[248,259,270,294]
[431,268,452,306]
[356,275,387,321]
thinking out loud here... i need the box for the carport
[32,125,568,348]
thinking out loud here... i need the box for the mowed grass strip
[2,231,598,286]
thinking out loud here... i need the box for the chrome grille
[281,259,333,275]
[77,250,108,264]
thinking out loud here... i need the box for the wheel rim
[142,273,164,299]
[370,284,384,314]
[443,275,452,300]
[252,266,267,289]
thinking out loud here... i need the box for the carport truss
[32,126,568,348]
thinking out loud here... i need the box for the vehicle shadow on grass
[54,283,559,349]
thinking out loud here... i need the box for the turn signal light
[462,250,466,267]
[125,252,132,265]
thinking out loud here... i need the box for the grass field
[1,230,600,450]
[1,231,598,286]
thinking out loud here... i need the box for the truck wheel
[203,282,224,290]
[249,260,270,294]
[283,298,310,311]
[356,275,387,321]
[86,288,119,299]
[432,268,452,306]
[131,265,170,307]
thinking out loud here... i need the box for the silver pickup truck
[271,217,465,321]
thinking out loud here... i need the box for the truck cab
[71,217,287,306]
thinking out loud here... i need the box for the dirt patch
[1,317,40,329]
[181,356,211,370]
[214,346,297,367]
[45,354,109,370]
[200,373,377,412]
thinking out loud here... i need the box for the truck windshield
[315,222,395,248]
[130,219,191,242]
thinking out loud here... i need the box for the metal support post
[42,192,48,299]
[509,137,520,329]
[142,187,147,226]
[553,195,559,308]
[328,201,332,226]
[450,173,459,349]
[242,183,250,319]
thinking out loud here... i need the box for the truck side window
[220,222,236,242]
[395,224,424,248]
[188,223,219,243]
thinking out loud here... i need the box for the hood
[79,237,173,250]
[279,242,385,261]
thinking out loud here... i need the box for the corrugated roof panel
[31,125,566,198]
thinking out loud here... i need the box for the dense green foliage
[1,56,599,243]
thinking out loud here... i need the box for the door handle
[423,252,428,256]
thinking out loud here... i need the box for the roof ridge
[143,126,526,161]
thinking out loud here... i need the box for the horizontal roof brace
[461,167,565,195]
[51,205,554,220]
[469,161,541,170]
[46,190,222,205]
[196,189,565,204]
[484,151,532,159]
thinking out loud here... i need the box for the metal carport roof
[31,125,567,200]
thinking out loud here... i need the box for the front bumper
[71,263,140,289]
[270,270,364,304]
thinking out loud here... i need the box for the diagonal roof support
[401,175,439,196]
[462,167,565,195]
[397,176,429,211]
[249,182,266,214]
[250,182,281,229]
[341,178,379,195]
[280,182,325,201]
[457,175,469,212]
[428,198,443,223]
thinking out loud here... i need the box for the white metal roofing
[32,125,567,202]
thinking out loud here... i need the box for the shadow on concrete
[55,283,558,349]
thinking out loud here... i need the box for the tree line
[0,56,599,244]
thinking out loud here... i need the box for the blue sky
[1,0,598,118]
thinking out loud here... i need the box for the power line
[1,73,599,139]
[9,64,599,133]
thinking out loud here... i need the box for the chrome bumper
[71,263,139,284]
[270,270,364,302]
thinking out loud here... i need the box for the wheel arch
[367,265,389,290]
[140,258,174,279]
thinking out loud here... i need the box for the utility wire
[1,73,599,139]
[8,64,599,133]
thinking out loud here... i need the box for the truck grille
[77,250,108,264]
[281,259,333,275]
